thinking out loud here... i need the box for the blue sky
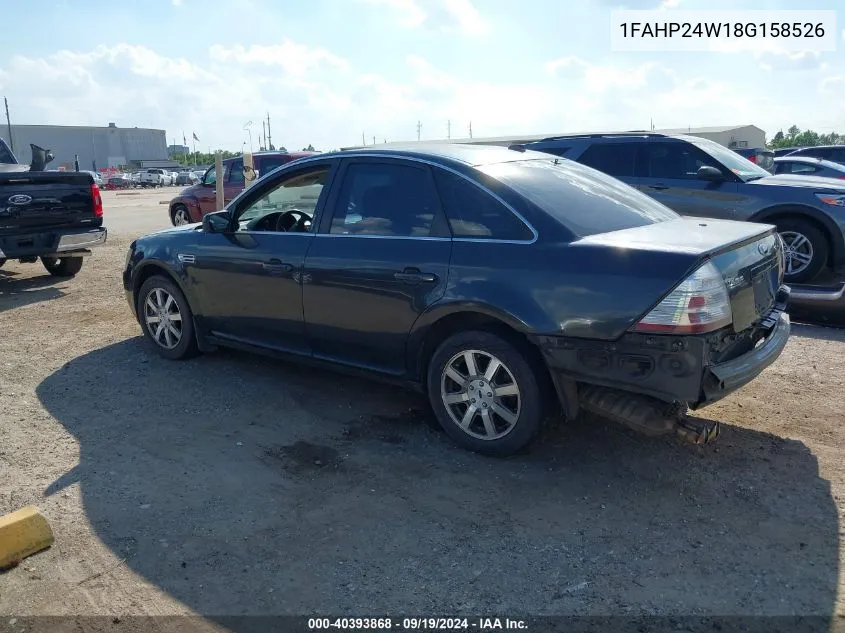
[0,0,842,151]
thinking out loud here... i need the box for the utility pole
[362,131,366,145]
[417,120,422,141]
[262,120,267,150]
[4,97,13,152]
[266,112,272,150]
[468,121,473,139]
[373,135,376,145]
[447,120,451,139]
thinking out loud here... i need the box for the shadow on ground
[0,270,65,313]
[35,339,839,624]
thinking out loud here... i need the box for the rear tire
[41,256,84,277]
[136,275,199,360]
[776,218,828,283]
[427,330,546,456]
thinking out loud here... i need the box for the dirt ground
[1,190,844,625]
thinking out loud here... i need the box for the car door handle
[262,258,293,273]
[648,183,669,190]
[394,268,437,284]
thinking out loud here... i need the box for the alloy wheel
[143,288,183,349]
[779,231,814,276]
[173,207,191,225]
[440,349,521,440]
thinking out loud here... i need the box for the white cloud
[362,0,488,35]
[756,51,824,72]
[0,42,841,152]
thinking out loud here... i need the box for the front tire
[41,256,84,277]
[171,204,192,226]
[776,218,828,283]
[427,330,546,456]
[136,275,199,360]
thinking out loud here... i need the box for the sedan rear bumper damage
[537,290,791,443]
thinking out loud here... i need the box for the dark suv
[523,133,845,283]
[168,150,317,226]
[780,145,845,166]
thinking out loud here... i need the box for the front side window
[234,167,328,232]
[433,169,532,240]
[227,159,245,185]
[330,162,440,237]
[203,167,217,186]
[688,137,771,180]
[636,142,722,180]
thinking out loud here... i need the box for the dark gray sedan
[774,156,845,181]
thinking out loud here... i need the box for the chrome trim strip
[275,152,539,244]
[56,229,107,252]
[316,233,450,242]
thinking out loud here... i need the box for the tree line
[169,144,320,166]
[769,126,843,149]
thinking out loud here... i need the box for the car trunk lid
[576,217,784,333]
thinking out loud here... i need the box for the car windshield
[481,158,679,238]
[690,138,771,181]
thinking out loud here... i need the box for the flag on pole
[192,132,200,142]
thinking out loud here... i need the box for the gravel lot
[1,190,844,624]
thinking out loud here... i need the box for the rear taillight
[631,261,732,335]
[91,182,103,217]
[748,155,758,164]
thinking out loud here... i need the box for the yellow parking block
[0,506,54,570]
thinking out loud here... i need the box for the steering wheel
[274,209,310,233]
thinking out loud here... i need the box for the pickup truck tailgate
[0,172,99,232]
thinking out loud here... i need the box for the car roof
[774,156,843,168]
[324,143,554,168]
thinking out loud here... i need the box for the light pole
[244,121,254,154]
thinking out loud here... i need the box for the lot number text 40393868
[307,618,528,630]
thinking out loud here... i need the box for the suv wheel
[776,218,828,283]
[427,330,546,456]
[137,275,199,360]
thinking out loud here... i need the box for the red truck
[167,151,317,225]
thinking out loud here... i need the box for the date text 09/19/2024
[307,618,528,630]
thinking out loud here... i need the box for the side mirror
[697,165,724,182]
[202,211,231,233]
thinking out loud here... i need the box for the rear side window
[577,143,638,178]
[433,169,533,241]
[481,158,678,238]
[330,162,440,237]
[777,161,820,175]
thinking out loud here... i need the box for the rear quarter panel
[406,240,701,373]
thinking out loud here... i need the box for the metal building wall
[0,125,167,170]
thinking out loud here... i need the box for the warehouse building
[341,125,767,151]
[0,122,170,171]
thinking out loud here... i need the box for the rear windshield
[479,158,678,237]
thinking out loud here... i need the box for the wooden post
[215,152,224,211]
[243,152,255,190]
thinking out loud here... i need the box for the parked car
[105,174,135,190]
[124,144,790,456]
[139,168,173,188]
[777,145,845,166]
[733,148,774,173]
[81,170,105,186]
[167,150,317,225]
[774,156,845,180]
[175,171,199,186]
[522,133,845,283]
[0,138,106,277]
[774,147,802,158]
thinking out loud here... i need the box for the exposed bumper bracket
[56,229,107,252]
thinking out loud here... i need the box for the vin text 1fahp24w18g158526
[123,144,790,456]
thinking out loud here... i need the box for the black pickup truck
[0,138,106,277]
